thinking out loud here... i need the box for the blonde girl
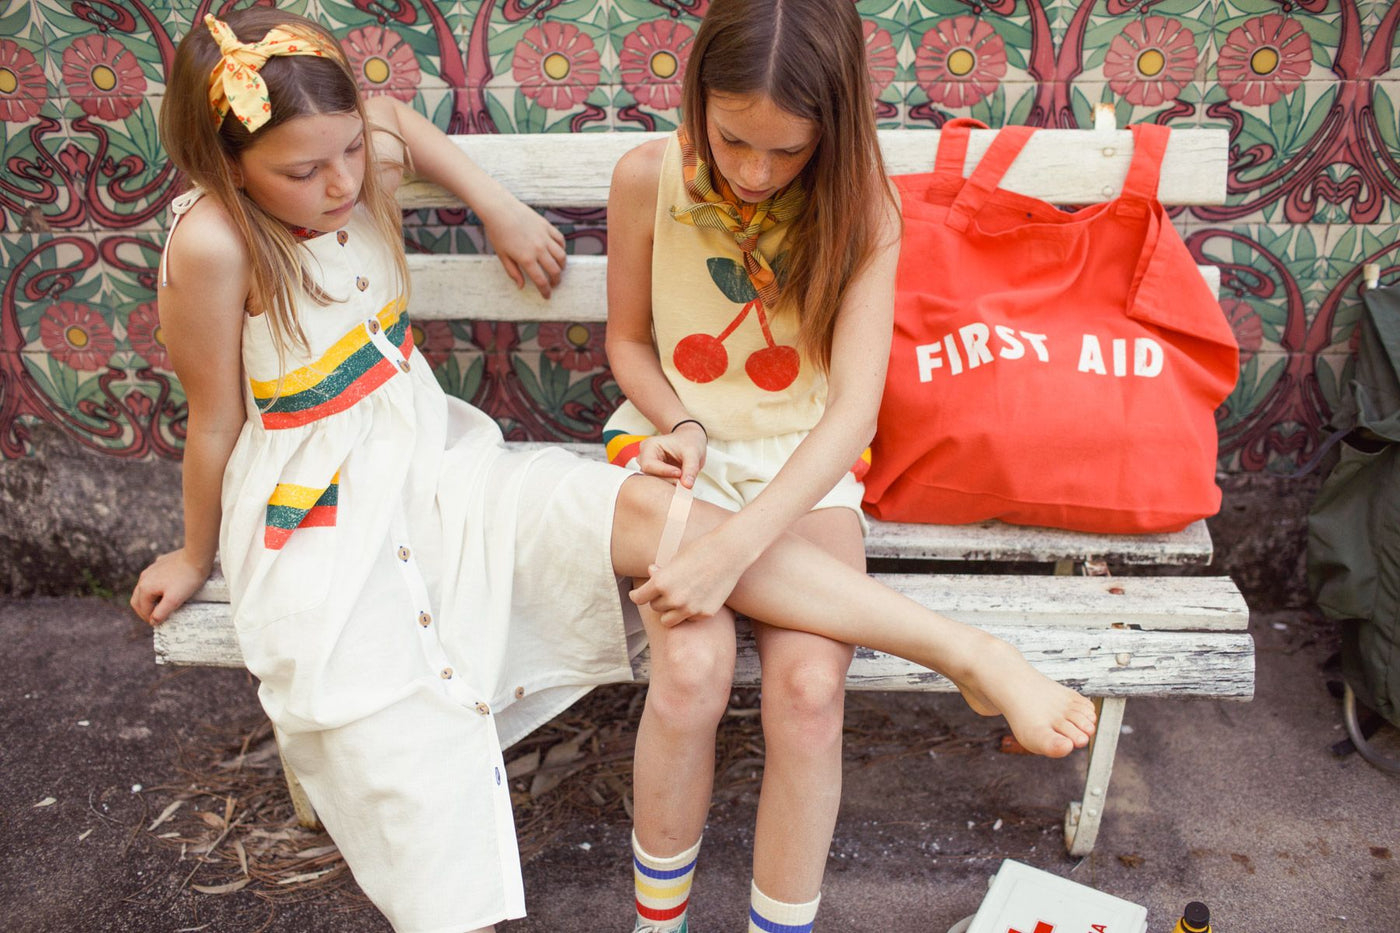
[132,9,1094,933]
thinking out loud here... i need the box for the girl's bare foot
[949,633,1097,758]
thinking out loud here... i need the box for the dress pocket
[237,470,343,627]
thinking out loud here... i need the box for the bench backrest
[400,111,1229,324]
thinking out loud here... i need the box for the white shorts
[604,402,869,534]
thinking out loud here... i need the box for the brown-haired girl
[604,1,1092,930]
[132,9,1094,933]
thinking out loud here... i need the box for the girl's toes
[1069,708,1098,736]
[1040,731,1074,759]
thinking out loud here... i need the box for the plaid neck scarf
[669,128,807,309]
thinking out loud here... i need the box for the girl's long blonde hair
[160,8,409,365]
[681,0,897,372]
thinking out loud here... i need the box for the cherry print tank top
[650,132,826,440]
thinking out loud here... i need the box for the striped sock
[632,832,700,931]
[748,881,820,933]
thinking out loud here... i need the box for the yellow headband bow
[204,14,337,132]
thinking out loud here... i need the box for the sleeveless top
[608,131,827,444]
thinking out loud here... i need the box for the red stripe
[264,526,293,550]
[636,900,688,922]
[299,505,337,528]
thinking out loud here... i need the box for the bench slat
[863,518,1213,566]
[176,571,1244,630]
[407,253,609,323]
[883,573,1247,630]
[405,255,1222,329]
[153,599,1251,699]
[676,627,1254,699]
[397,128,1229,210]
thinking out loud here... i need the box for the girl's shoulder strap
[160,187,207,287]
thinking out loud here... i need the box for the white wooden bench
[154,107,1252,857]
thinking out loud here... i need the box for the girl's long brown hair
[159,8,408,369]
[680,0,897,371]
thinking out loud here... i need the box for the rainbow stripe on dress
[265,472,339,550]
[251,299,413,430]
[604,429,647,468]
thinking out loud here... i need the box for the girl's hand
[479,197,567,298]
[130,549,212,627]
[636,421,707,488]
[628,526,750,627]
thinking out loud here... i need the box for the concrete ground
[2,596,1397,933]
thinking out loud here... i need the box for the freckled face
[236,111,366,232]
[704,91,819,204]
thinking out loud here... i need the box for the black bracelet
[671,418,707,439]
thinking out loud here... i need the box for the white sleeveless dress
[168,194,640,932]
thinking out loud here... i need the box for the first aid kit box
[965,860,1148,933]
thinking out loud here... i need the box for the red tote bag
[862,119,1239,534]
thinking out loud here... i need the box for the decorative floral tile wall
[2,0,1397,474]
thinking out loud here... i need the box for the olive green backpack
[1307,274,1400,758]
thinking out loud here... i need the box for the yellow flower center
[565,323,590,348]
[1136,49,1165,78]
[90,64,118,92]
[0,67,18,95]
[543,52,571,81]
[65,325,90,349]
[946,48,975,77]
[1250,47,1279,77]
[153,324,165,347]
[650,50,677,80]
[363,56,390,86]
[411,323,424,346]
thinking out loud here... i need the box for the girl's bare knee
[760,657,848,748]
[646,623,735,731]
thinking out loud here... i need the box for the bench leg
[1063,696,1124,856]
[275,734,321,830]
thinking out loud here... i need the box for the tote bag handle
[937,121,1037,233]
[1114,123,1170,218]
[933,120,1173,226]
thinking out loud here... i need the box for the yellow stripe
[268,471,339,509]
[633,876,689,901]
[249,300,405,397]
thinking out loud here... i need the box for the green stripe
[256,315,410,414]
[266,503,308,530]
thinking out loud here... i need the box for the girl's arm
[644,185,903,624]
[605,139,710,487]
[364,97,567,298]
[131,203,250,625]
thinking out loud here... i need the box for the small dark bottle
[1172,901,1211,933]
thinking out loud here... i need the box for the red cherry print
[745,345,800,391]
[674,333,728,383]
[745,299,800,391]
[672,296,801,391]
